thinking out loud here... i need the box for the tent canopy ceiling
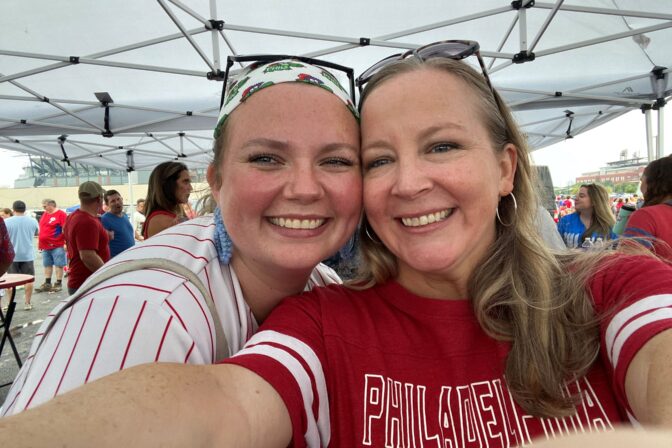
[1,0,670,171]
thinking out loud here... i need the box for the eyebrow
[363,122,466,152]
[242,138,358,154]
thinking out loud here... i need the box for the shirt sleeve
[590,254,672,414]
[1,288,199,416]
[224,292,329,448]
[0,218,14,266]
[622,209,655,247]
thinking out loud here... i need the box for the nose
[284,161,324,203]
[390,156,432,199]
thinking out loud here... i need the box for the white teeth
[401,209,451,227]
[269,217,324,229]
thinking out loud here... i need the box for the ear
[206,164,221,205]
[498,143,517,196]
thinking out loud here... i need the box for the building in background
[576,149,647,185]
[13,156,206,189]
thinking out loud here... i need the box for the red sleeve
[622,209,655,241]
[223,290,330,447]
[0,218,14,265]
[590,254,672,413]
[58,210,68,227]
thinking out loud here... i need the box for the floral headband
[214,58,358,139]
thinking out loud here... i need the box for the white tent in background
[1,0,670,172]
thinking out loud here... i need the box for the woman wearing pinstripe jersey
[0,58,362,418]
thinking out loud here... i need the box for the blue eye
[322,157,355,167]
[248,153,281,165]
[365,157,392,170]
[429,143,459,153]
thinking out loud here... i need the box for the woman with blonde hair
[557,183,616,248]
[2,43,671,447]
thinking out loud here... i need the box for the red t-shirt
[623,202,672,261]
[38,209,67,250]
[225,255,672,447]
[64,210,110,289]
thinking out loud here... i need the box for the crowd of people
[0,161,198,302]
[552,157,671,256]
[0,43,670,447]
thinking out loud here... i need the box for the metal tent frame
[1,0,670,173]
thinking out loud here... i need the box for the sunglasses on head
[220,54,356,109]
[355,40,497,101]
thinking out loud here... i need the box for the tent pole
[657,107,665,159]
[209,0,221,70]
[645,108,655,162]
[127,170,135,230]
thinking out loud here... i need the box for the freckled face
[361,68,516,296]
[211,83,362,274]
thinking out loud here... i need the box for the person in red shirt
[35,199,67,293]
[63,181,110,295]
[0,217,14,278]
[623,154,672,261]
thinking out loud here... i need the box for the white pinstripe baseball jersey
[1,215,341,415]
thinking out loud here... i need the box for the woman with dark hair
[3,46,671,447]
[142,161,193,238]
[1,58,361,420]
[557,183,616,248]
[623,154,672,260]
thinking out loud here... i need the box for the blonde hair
[356,57,605,417]
[580,183,615,240]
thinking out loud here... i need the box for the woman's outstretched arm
[625,328,672,426]
[0,363,292,448]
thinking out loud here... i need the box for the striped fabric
[1,215,340,415]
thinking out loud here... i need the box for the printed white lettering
[361,375,614,447]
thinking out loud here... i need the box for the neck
[579,209,592,225]
[14,212,24,216]
[80,203,99,216]
[230,255,313,323]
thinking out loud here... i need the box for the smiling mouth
[269,217,326,230]
[401,209,452,227]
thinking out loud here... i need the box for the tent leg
[127,171,135,229]
[645,108,654,162]
[657,106,665,159]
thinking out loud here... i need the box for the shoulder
[147,210,177,220]
[306,263,342,289]
[76,216,219,301]
[589,254,672,312]
[117,215,216,264]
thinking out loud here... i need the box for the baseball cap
[78,181,105,200]
[12,200,26,212]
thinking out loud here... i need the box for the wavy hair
[642,154,672,206]
[355,57,608,417]
[580,183,615,241]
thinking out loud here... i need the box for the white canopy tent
[0,0,670,172]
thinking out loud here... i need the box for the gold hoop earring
[495,192,518,227]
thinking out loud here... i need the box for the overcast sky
[1,109,670,189]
